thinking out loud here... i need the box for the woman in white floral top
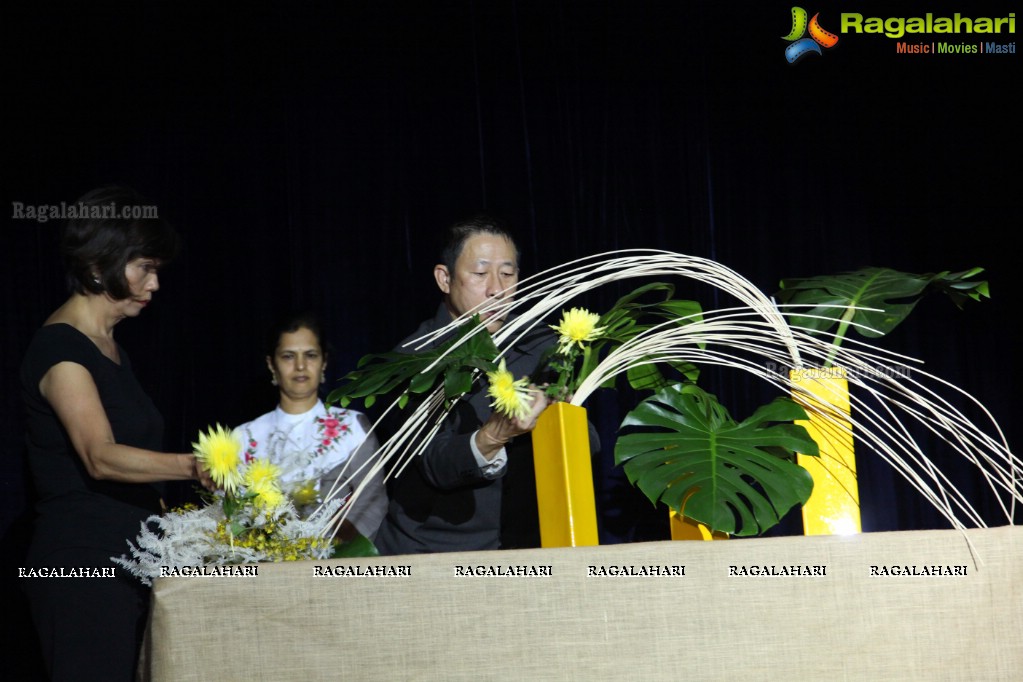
[235,313,386,541]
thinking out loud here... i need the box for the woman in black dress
[19,186,213,681]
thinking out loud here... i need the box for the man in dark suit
[374,215,555,554]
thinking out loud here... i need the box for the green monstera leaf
[594,282,703,391]
[775,267,988,364]
[614,383,819,537]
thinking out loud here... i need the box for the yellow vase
[530,402,600,548]
[791,367,861,535]
[668,511,728,540]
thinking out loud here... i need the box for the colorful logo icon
[782,7,839,63]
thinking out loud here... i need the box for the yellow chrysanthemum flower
[192,424,244,494]
[291,480,320,507]
[243,458,281,492]
[552,307,606,352]
[253,486,286,510]
[486,358,533,422]
[243,459,286,510]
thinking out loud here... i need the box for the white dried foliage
[113,497,341,585]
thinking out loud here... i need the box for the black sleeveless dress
[20,323,166,681]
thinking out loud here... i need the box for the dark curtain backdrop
[2,0,1018,675]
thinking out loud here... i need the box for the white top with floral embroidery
[235,401,386,538]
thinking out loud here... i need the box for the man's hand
[475,386,551,459]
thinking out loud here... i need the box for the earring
[321,371,326,383]
[270,374,278,387]
[92,276,101,285]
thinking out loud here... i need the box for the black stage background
[2,1,1018,676]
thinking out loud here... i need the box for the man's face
[434,233,518,333]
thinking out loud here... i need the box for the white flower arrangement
[113,424,348,585]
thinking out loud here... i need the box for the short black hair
[61,185,179,299]
[439,214,519,272]
[265,311,332,358]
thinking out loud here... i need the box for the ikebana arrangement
[320,251,1015,540]
[115,250,1017,580]
[114,424,370,584]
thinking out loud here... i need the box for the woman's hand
[190,455,217,491]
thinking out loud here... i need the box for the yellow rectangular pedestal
[791,367,861,536]
[669,511,728,540]
[531,402,599,548]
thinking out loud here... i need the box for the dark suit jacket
[374,305,555,554]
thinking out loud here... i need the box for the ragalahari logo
[783,7,839,63]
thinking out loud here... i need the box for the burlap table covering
[141,525,1023,681]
